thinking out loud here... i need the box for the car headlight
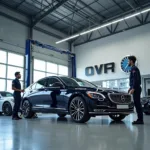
[86,91,105,101]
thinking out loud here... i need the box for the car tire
[22,100,34,118]
[144,112,150,115]
[69,96,90,123]
[2,102,12,116]
[109,114,126,121]
[57,114,67,118]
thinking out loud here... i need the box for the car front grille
[108,93,131,104]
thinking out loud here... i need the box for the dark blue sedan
[21,76,134,123]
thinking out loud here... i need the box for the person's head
[15,72,21,79]
[128,55,136,66]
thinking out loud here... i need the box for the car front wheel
[69,96,90,123]
[22,100,34,118]
[109,114,126,121]
[2,102,12,116]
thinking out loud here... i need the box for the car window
[0,92,13,97]
[36,79,47,89]
[75,78,97,88]
[47,78,61,87]
[60,77,97,88]
[60,77,79,87]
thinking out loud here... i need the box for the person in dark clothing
[128,56,144,125]
[12,72,24,120]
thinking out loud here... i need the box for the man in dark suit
[128,56,144,125]
[12,72,24,120]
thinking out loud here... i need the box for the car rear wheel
[2,102,12,116]
[57,114,67,118]
[109,114,126,121]
[22,100,34,118]
[69,96,90,123]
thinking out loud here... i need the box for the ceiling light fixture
[56,34,80,44]
[56,7,150,44]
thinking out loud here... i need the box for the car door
[29,78,47,109]
[43,77,66,108]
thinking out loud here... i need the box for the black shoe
[12,117,19,120]
[132,120,144,125]
[32,114,38,118]
[17,116,22,119]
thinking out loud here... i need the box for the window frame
[0,49,24,92]
[35,78,47,89]
[47,77,65,88]
[33,58,68,82]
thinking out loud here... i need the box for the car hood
[75,87,127,94]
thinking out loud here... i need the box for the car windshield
[74,78,97,88]
[0,92,13,97]
[60,77,97,88]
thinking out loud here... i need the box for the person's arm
[132,69,139,90]
[12,80,24,92]
[129,68,139,94]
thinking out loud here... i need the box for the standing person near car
[128,56,144,125]
[12,72,24,120]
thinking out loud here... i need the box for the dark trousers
[51,91,61,106]
[133,87,143,121]
[13,94,21,117]
[51,92,57,106]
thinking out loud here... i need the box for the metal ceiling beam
[125,0,143,24]
[15,0,26,9]
[112,0,125,12]
[125,0,137,11]
[49,9,84,29]
[0,11,63,39]
[58,0,100,25]
[96,1,111,13]
[32,0,69,27]
[74,20,150,46]
[48,12,83,33]
[78,0,106,19]
[144,12,150,23]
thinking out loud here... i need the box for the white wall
[75,24,150,82]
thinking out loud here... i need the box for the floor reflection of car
[0,91,14,116]
[141,97,150,115]
[22,76,134,123]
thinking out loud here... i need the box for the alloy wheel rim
[70,99,84,121]
[4,104,10,115]
[22,101,30,117]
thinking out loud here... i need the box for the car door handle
[30,90,33,93]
